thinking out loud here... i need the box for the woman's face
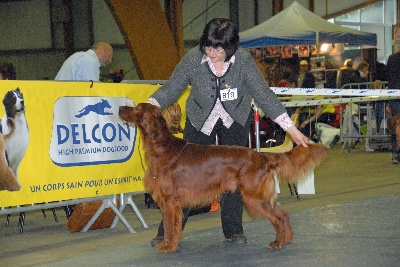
[362,66,369,77]
[299,65,308,72]
[205,46,226,63]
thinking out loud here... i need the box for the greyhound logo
[75,99,113,118]
[50,96,136,167]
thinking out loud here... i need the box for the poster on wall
[253,47,264,59]
[298,45,309,57]
[265,46,280,57]
[281,46,292,58]
[311,45,318,55]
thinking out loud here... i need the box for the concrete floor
[1,144,400,267]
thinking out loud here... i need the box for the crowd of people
[253,51,399,164]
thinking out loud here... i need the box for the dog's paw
[156,241,178,253]
[267,241,284,249]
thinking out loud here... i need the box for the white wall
[0,0,51,50]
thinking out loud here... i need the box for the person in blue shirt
[55,42,113,81]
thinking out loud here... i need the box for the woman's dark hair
[199,18,239,62]
[0,61,16,80]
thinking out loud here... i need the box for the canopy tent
[239,1,377,48]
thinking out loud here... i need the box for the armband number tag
[220,88,238,101]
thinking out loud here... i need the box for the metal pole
[253,103,261,152]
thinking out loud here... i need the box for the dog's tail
[3,118,16,141]
[268,144,328,184]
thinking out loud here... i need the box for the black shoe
[150,236,163,247]
[226,234,247,244]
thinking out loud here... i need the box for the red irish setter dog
[119,103,328,253]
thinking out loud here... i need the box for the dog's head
[3,88,25,118]
[119,103,167,141]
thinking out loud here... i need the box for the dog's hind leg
[157,200,182,253]
[242,195,292,249]
[270,205,293,244]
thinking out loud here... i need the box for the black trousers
[156,115,251,239]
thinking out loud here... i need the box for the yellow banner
[0,80,188,207]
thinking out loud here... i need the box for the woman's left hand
[286,125,309,147]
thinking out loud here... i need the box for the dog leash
[138,137,189,179]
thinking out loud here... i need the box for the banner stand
[80,194,136,233]
[111,192,149,229]
[0,192,148,234]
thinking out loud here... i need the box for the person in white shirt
[55,42,113,81]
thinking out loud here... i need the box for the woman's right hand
[286,125,309,147]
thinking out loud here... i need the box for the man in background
[336,58,354,88]
[296,60,315,88]
[55,42,113,81]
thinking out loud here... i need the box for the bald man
[55,42,113,81]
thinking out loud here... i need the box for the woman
[147,18,308,246]
[350,60,369,88]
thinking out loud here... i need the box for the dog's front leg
[157,200,182,253]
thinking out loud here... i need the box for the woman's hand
[286,125,308,147]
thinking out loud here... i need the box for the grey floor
[1,144,400,267]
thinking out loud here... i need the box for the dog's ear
[143,119,159,141]
[3,90,16,117]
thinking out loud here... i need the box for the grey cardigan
[150,47,286,130]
